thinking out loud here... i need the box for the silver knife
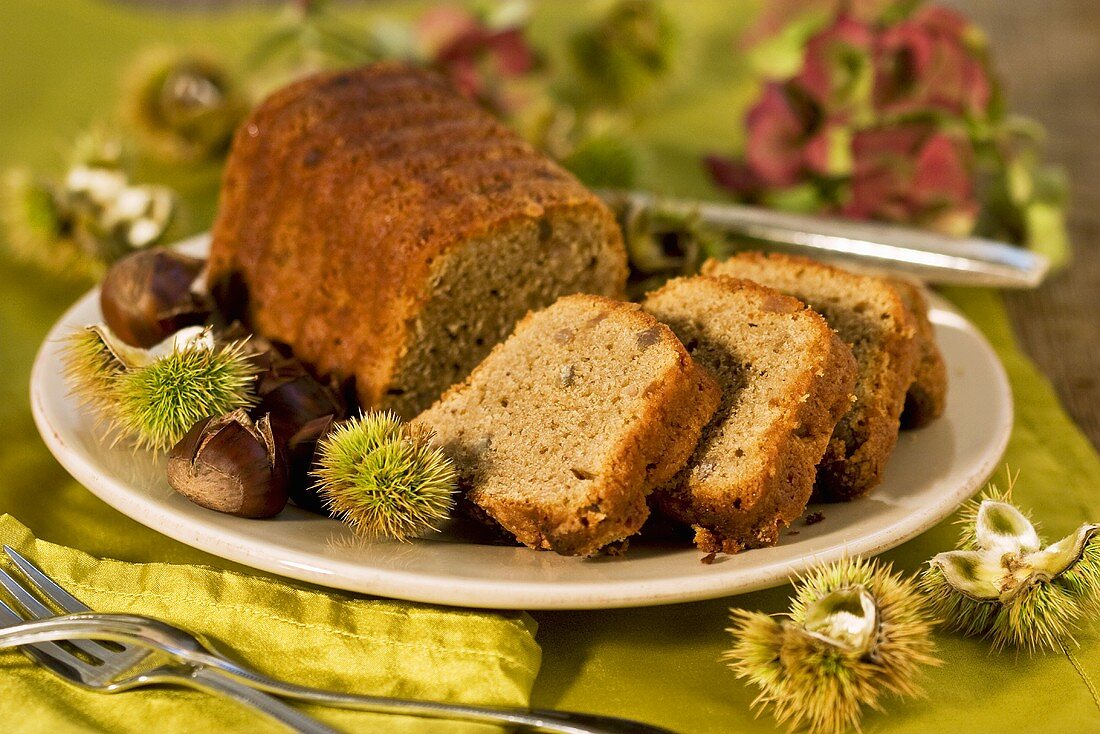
[598,189,1050,288]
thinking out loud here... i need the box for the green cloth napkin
[2,1,1100,733]
[0,514,539,734]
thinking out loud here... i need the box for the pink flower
[743,0,902,47]
[416,6,537,114]
[743,83,839,188]
[797,15,874,114]
[842,124,977,234]
[703,155,761,197]
[873,5,992,119]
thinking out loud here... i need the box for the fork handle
[199,662,677,734]
[174,667,338,734]
[0,617,673,734]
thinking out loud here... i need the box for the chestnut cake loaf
[413,294,720,556]
[703,252,919,501]
[208,64,628,418]
[641,276,857,554]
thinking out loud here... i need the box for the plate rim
[29,234,1013,609]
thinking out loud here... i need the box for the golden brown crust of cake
[642,276,857,554]
[892,279,948,429]
[702,252,919,501]
[208,63,626,413]
[414,294,719,556]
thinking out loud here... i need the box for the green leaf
[762,183,824,214]
[823,126,853,178]
[1024,199,1071,269]
[1005,159,1033,205]
[746,10,830,80]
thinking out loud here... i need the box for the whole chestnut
[100,248,211,348]
[167,409,288,518]
[254,356,345,440]
[285,414,338,515]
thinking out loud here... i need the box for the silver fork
[0,546,678,734]
[0,548,336,733]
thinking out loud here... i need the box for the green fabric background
[1,1,1099,732]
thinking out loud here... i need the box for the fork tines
[0,546,147,681]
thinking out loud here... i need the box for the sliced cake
[702,252,919,500]
[413,294,720,556]
[641,276,857,553]
[892,278,948,429]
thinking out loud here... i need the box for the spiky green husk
[63,327,257,452]
[110,340,257,452]
[725,558,938,734]
[921,533,1100,653]
[0,168,104,279]
[315,412,457,542]
[922,469,1100,652]
[121,49,248,163]
[60,328,126,415]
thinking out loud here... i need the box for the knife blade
[598,189,1050,288]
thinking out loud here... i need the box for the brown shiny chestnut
[285,414,338,515]
[253,356,346,440]
[100,248,211,348]
[167,409,288,518]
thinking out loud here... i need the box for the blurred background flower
[708,1,1068,265]
[415,1,539,116]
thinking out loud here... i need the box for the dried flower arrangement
[706,3,1069,266]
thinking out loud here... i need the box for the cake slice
[702,252,918,500]
[892,278,948,429]
[641,276,857,553]
[413,294,720,556]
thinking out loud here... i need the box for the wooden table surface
[948,0,1100,449]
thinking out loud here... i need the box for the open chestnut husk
[285,414,338,515]
[167,409,288,518]
[100,248,212,348]
[253,356,346,440]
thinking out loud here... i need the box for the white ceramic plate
[30,235,1012,610]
